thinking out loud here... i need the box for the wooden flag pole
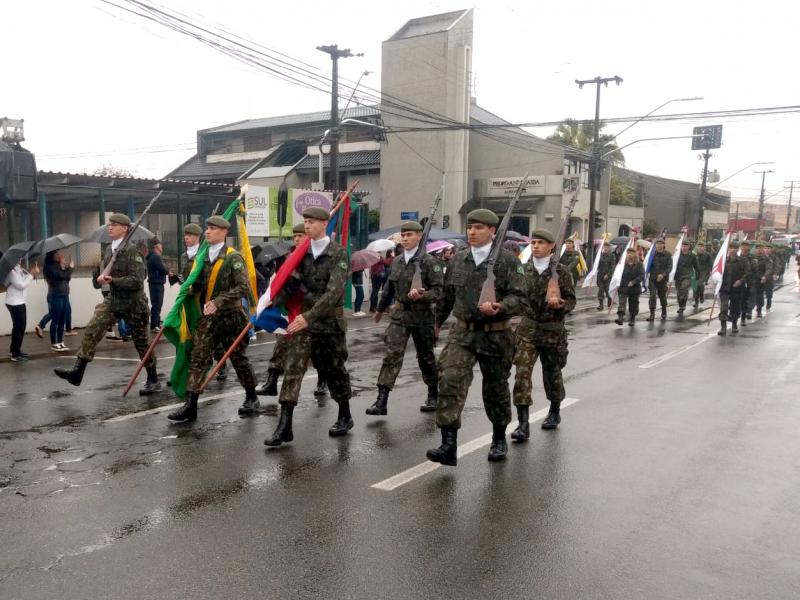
[122,329,164,397]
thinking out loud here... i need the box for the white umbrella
[366,239,395,253]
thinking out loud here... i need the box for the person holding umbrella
[3,257,39,361]
[42,250,73,351]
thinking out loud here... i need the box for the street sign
[400,211,418,221]
[692,125,723,150]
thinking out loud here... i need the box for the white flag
[608,238,633,298]
[668,231,686,283]
[582,239,605,288]
[710,233,731,296]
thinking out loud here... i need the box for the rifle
[99,190,163,281]
[410,189,443,290]
[546,184,581,306]
[478,173,529,306]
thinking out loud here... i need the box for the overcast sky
[6,0,799,207]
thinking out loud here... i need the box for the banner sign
[246,187,334,237]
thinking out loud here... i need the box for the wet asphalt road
[2,284,800,599]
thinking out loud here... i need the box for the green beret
[302,206,330,221]
[741,240,753,247]
[682,239,692,246]
[400,221,423,232]
[466,209,499,226]
[730,240,741,248]
[530,228,555,243]
[183,223,202,236]
[697,241,706,246]
[206,215,231,229]
[292,223,306,234]
[109,213,131,226]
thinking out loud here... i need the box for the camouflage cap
[302,206,330,221]
[530,228,555,243]
[108,213,131,226]
[183,223,203,236]
[292,223,306,234]
[400,221,424,232]
[466,209,499,226]
[206,215,231,229]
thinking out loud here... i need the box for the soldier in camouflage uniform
[368,221,443,416]
[754,242,774,317]
[559,239,581,285]
[264,206,354,447]
[426,209,527,466]
[717,240,748,336]
[510,229,575,442]
[54,213,160,395]
[596,241,615,310]
[693,242,713,307]
[674,239,698,316]
[167,216,259,422]
[614,248,645,326]
[739,240,757,325]
[647,238,671,321]
[765,244,779,310]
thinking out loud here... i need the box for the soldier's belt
[456,318,511,332]
[400,302,434,312]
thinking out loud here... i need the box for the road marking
[58,355,177,362]
[371,398,581,492]
[638,333,716,369]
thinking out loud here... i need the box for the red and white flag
[710,233,731,296]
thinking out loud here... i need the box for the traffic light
[593,209,604,229]
[442,215,450,229]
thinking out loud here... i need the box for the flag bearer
[717,241,748,336]
[647,238,671,321]
[596,241,615,310]
[674,239,697,316]
[614,248,644,326]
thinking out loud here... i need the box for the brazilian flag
[162,199,241,397]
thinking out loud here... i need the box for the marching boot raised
[139,366,162,396]
[614,313,624,326]
[420,383,438,412]
[168,391,198,422]
[264,404,294,446]
[541,402,561,430]
[366,385,390,415]
[54,357,88,387]
[487,424,508,462]
[238,386,260,416]
[426,427,457,466]
[510,405,530,442]
[256,368,280,396]
[329,401,354,436]
[314,377,328,397]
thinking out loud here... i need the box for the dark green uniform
[754,251,774,315]
[740,250,757,321]
[718,252,748,331]
[78,244,154,368]
[376,252,443,391]
[186,246,257,393]
[766,250,780,308]
[274,241,351,406]
[435,248,527,429]
[596,250,616,309]
[674,251,697,311]
[693,251,713,305]
[648,250,671,317]
[512,261,575,409]
[616,260,645,322]
[559,249,580,285]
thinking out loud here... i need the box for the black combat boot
[168,392,198,422]
[426,427,457,466]
[215,362,227,381]
[420,383,438,412]
[647,310,656,322]
[757,308,763,318]
[256,369,280,396]
[717,321,727,336]
[741,314,748,327]
[693,300,699,309]
[487,425,508,462]
[628,315,636,327]
[677,306,685,317]
[329,401,354,436]
[314,377,328,397]
[139,366,162,396]
[661,307,667,321]
[366,385,390,415]
[731,319,739,333]
[541,402,561,430]
[596,302,604,311]
[54,357,89,387]
[264,404,294,446]
[766,299,772,310]
[614,313,624,326]
[510,405,530,442]
[238,387,260,416]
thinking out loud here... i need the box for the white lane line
[637,333,716,369]
[371,398,582,492]
[58,355,177,362]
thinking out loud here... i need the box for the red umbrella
[350,250,381,272]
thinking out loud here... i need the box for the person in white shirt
[4,260,40,361]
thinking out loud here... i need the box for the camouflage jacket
[559,250,580,283]
[596,252,616,281]
[619,262,645,294]
[674,253,697,282]
[649,251,672,280]
[720,255,748,292]
[190,246,250,314]
[755,254,774,280]
[377,251,443,326]
[516,260,576,347]
[103,245,148,314]
[771,254,783,276]
[695,252,713,278]
[742,254,757,284]
[274,240,349,334]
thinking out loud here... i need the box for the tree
[88,164,137,178]
[547,119,625,166]
[642,218,659,238]
[368,209,380,233]
[609,176,636,206]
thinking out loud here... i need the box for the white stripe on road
[371,398,581,491]
[58,355,177,362]
[637,333,716,369]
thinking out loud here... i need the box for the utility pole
[786,180,797,232]
[575,75,623,263]
[695,147,712,237]
[755,169,774,235]
[317,44,361,192]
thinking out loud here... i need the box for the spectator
[369,255,386,312]
[42,250,73,352]
[146,238,170,332]
[352,269,365,316]
[3,260,40,361]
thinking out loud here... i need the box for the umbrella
[0,241,37,284]
[368,226,466,241]
[426,240,453,253]
[84,224,155,244]
[448,238,468,249]
[350,250,381,272]
[254,241,292,265]
[505,230,528,242]
[609,236,629,245]
[366,239,395,253]
[637,239,652,249]
[29,233,83,258]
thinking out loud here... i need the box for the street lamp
[611,96,703,141]
[707,161,775,191]
[599,135,703,159]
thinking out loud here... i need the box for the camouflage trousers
[436,331,514,429]
[512,333,567,407]
[693,276,709,303]
[279,330,351,406]
[675,278,692,308]
[755,281,770,310]
[377,322,437,389]
[187,310,256,392]
[597,279,611,306]
[648,279,668,311]
[718,290,743,324]
[77,299,155,368]
[617,290,640,318]
[269,334,323,375]
[742,282,757,316]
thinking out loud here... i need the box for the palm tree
[547,119,625,166]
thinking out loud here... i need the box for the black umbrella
[84,224,155,243]
[255,241,293,265]
[504,230,528,242]
[0,241,37,284]
[609,236,629,245]
[29,233,83,258]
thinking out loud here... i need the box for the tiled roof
[295,150,380,171]
[166,155,259,182]
[203,106,380,135]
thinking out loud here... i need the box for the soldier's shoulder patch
[433,264,442,272]
[517,265,525,274]
[232,260,243,270]
[339,261,348,271]
[135,255,144,263]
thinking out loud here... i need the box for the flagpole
[707,295,717,326]
[121,329,164,397]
